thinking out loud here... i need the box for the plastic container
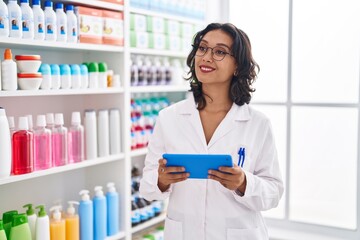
[60,64,71,89]
[68,112,84,164]
[88,62,99,88]
[34,115,52,170]
[84,109,97,160]
[2,210,18,239]
[93,186,107,240]
[80,64,88,89]
[50,64,60,89]
[2,49,17,91]
[18,73,42,90]
[65,201,79,240]
[49,206,65,240]
[106,182,119,236]
[52,113,68,166]
[44,1,56,41]
[55,3,67,42]
[0,0,9,37]
[9,213,32,240]
[0,107,11,179]
[97,109,109,157]
[32,0,45,40]
[98,62,107,88]
[20,0,34,39]
[7,0,22,38]
[66,5,77,43]
[35,205,50,240]
[109,108,121,154]
[15,55,41,73]
[26,114,33,131]
[0,220,6,240]
[39,63,52,90]
[12,116,34,175]
[23,203,37,240]
[78,190,93,240]
[70,64,81,89]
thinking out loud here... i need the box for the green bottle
[9,213,31,240]
[2,210,17,239]
[0,220,7,240]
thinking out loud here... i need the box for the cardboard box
[148,33,166,50]
[130,31,149,48]
[146,16,165,33]
[130,13,147,32]
[166,35,181,51]
[165,19,180,36]
[102,10,124,46]
[75,6,103,44]
[181,22,195,37]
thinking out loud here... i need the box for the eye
[214,48,227,56]
[198,45,207,52]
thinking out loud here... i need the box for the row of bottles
[133,225,164,240]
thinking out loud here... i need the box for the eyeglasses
[193,44,233,61]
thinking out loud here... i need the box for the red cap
[15,55,41,61]
[18,73,42,78]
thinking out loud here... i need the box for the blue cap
[20,0,29,3]
[44,1,52,7]
[39,64,51,75]
[50,64,60,75]
[55,3,63,9]
[60,64,71,75]
[66,5,74,11]
[70,64,81,75]
[80,64,88,75]
[33,0,40,5]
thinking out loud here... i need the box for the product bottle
[78,190,93,240]
[0,0,9,37]
[60,64,71,89]
[9,213,31,240]
[7,0,22,38]
[0,107,11,178]
[1,48,17,91]
[7,116,15,135]
[35,205,50,240]
[65,201,79,240]
[50,64,60,90]
[49,206,65,240]
[55,3,66,42]
[46,113,55,131]
[2,210,17,239]
[109,108,121,154]
[26,114,33,131]
[39,63,52,90]
[163,57,172,84]
[20,0,34,39]
[52,113,68,166]
[143,111,154,146]
[80,64,88,89]
[106,182,119,236]
[98,62,108,88]
[66,5,77,43]
[23,203,37,240]
[97,109,109,157]
[70,64,81,89]
[32,0,45,41]
[84,109,97,160]
[34,115,52,170]
[136,56,146,86]
[12,116,33,175]
[0,220,6,240]
[44,1,56,41]
[130,58,138,86]
[93,186,107,240]
[131,196,140,227]
[68,111,84,164]
[145,57,156,85]
[88,62,99,89]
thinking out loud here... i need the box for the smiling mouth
[199,66,215,72]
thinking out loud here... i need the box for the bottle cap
[50,64,60,75]
[71,112,81,124]
[0,220,4,231]
[88,62,99,73]
[70,64,81,75]
[60,64,71,76]
[4,49,12,60]
[67,201,79,215]
[54,113,64,125]
[36,205,47,217]
[33,0,40,5]
[12,214,28,227]
[23,204,35,216]
[2,210,18,224]
[98,109,108,117]
[44,1,52,8]
[46,113,54,125]
[107,182,116,192]
[66,5,74,11]
[49,206,62,221]
[7,116,15,129]
[79,190,90,201]
[40,64,51,75]
[18,116,29,130]
[55,2,63,9]
[94,186,104,197]
[0,107,5,116]
[80,64,88,75]
[98,62,108,73]
[36,115,46,127]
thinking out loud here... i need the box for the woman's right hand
[157,158,189,192]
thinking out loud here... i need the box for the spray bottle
[79,190,93,240]
[49,206,65,240]
[65,201,79,240]
[35,205,50,240]
[23,204,37,240]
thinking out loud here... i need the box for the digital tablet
[162,154,233,179]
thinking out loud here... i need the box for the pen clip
[240,148,245,168]
[237,147,243,166]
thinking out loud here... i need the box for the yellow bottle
[65,201,80,240]
[49,206,65,240]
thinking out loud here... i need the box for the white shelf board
[130,85,190,93]
[0,88,125,97]
[130,7,204,24]
[105,231,126,240]
[130,148,148,157]
[0,153,125,186]
[130,48,188,58]
[54,0,124,11]
[0,37,124,53]
[131,213,166,234]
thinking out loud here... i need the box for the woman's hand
[157,159,190,192]
[208,164,247,193]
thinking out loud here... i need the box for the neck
[201,84,232,112]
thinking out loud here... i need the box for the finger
[165,172,189,180]
[218,165,239,174]
[166,166,186,173]
[158,158,167,166]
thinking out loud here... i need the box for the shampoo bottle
[52,113,68,167]
[23,203,37,240]
[0,220,6,240]
[35,205,50,240]
[97,110,109,157]
[2,210,17,239]
[1,48,17,91]
[0,0,9,37]
[93,186,107,240]
[34,115,52,170]
[106,182,119,236]
[0,107,11,178]
[79,190,93,240]
[65,201,79,240]
[32,0,45,41]
[68,111,84,163]
[109,108,121,154]
[84,109,97,160]
[49,206,65,240]
[9,213,31,240]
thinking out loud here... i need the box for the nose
[202,48,213,62]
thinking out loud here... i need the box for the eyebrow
[200,39,231,50]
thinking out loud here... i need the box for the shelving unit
[131,213,166,235]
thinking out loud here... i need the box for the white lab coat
[139,94,284,240]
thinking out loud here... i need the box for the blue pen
[241,148,246,167]
[237,148,246,167]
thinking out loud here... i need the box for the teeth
[200,66,214,72]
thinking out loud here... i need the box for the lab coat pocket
[227,227,262,240]
[164,216,183,240]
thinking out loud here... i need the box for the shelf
[0,37,124,53]
[130,85,190,93]
[130,48,189,58]
[130,148,148,157]
[131,213,166,234]
[54,0,124,11]
[0,88,125,97]
[105,231,126,240]
[0,153,125,186]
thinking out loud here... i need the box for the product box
[148,33,166,50]
[130,31,149,48]
[130,0,149,9]
[182,37,193,52]
[102,10,124,46]
[146,16,165,33]
[75,6,103,44]
[100,0,124,5]
[180,22,195,37]
[130,13,147,32]
[165,19,180,36]
[166,35,181,51]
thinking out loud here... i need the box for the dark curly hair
[186,23,259,109]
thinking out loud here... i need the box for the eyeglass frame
[192,44,234,61]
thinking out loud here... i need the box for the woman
[139,23,283,240]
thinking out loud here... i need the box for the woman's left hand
[208,164,246,193]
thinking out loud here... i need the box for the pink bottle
[12,116,34,175]
[52,113,68,167]
[34,115,52,170]
[68,111,84,164]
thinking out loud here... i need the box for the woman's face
[194,29,237,86]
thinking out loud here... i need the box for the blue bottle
[106,182,119,236]
[93,186,107,240]
[79,190,93,240]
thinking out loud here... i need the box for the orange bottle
[49,206,65,240]
[65,201,80,240]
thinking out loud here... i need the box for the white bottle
[0,0,9,37]
[66,5,77,43]
[60,64,71,89]
[55,2,66,42]
[70,64,81,89]
[0,107,11,178]
[109,108,121,155]
[44,0,56,41]
[32,0,45,41]
[35,205,50,240]
[23,203,37,240]
[97,109,109,157]
[7,0,22,38]
[8,116,15,134]
[1,48,17,91]
[20,0,33,39]
[84,109,97,160]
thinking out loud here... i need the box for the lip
[199,65,215,73]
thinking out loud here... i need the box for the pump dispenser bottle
[2,210,17,239]
[50,206,65,240]
[93,186,107,240]
[0,107,11,178]
[68,112,84,164]
[23,204,37,240]
[65,201,79,240]
[106,182,119,236]
[0,220,6,240]
[35,205,50,240]
[79,190,93,240]
[9,213,32,240]
[52,113,68,166]
[34,115,52,170]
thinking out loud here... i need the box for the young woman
[139,23,284,240]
